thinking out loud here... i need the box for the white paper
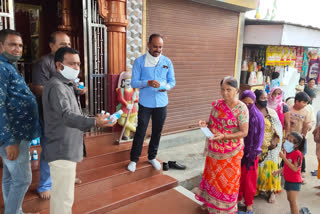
[200,127,214,138]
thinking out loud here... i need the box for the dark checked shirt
[0,54,41,146]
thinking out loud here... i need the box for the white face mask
[60,64,80,80]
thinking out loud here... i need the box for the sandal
[311,170,318,176]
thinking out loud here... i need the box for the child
[295,78,305,93]
[273,132,305,214]
[270,71,280,90]
[288,92,312,178]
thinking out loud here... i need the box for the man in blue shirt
[128,34,176,172]
[0,29,41,214]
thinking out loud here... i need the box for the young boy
[289,92,312,178]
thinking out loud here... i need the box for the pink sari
[268,87,285,127]
[196,100,248,214]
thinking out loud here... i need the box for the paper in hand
[200,127,214,138]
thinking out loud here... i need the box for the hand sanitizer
[105,110,123,123]
[33,150,38,161]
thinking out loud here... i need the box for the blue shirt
[0,55,41,146]
[131,54,176,108]
[270,79,280,90]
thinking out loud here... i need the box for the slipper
[299,207,311,214]
[311,170,318,176]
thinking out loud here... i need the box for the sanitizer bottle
[78,82,84,90]
[106,110,123,124]
[33,150,38,161]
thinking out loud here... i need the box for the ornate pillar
[98,0,128,115]
[58,0,72,32]
[98,0,128,75]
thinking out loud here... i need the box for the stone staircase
[0,132,207,214]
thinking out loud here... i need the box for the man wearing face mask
[42,47,116,214]
[32,31,85,200]
[0,29,41,214]
[127,34,176,172]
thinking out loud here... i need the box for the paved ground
[158,93,320,214]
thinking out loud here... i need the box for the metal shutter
[146,0,239,135]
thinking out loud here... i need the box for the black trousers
[130,104,167,162]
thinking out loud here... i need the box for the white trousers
[49,160,76,214]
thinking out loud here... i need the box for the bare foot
[268,192,276,203]
[314,185,320,189]
[38,190,50,200]
[316,192,320,197]
[75,177,82,184]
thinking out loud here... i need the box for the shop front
[241,20,320,99]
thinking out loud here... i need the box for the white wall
[282,25,320,47]
[244,25,283,45]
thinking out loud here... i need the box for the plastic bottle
[29,152,31,161]
[105,110,123,124]
[74,78,80,84]
[33,150,38,161]
[78,82,84,90]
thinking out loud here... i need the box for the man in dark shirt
[42,47,116,214]
[0,29,41,214]
[32,31,77,200]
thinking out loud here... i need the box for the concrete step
[39,174,177,214]
[19,156,156,213]
[108,188,208,214]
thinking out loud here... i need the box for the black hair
[307,78,316,83]
[285,96,295,103]
[54,47,79,63]
[289,131,305,153]
[0,29,22,43]
[49,31,68,44]
[299,77,305,83]
[149,34,163,43]
[294,92,310,103]
[304,87,316,99]
[272,71,280,80]
[254,89,265,100]
[220,76,238,88]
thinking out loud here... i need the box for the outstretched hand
[198,120,207,127]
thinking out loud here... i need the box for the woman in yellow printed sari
[196,77,249,214]
[254,89,283,203]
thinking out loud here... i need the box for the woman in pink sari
[267,87,290,134]
[196,77,249,214]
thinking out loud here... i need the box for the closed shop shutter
[146,0,239,135]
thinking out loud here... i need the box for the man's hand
[95,114,117,128]
[148,80,160,88]
[5,144,19,161]
[77,86,87,96]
